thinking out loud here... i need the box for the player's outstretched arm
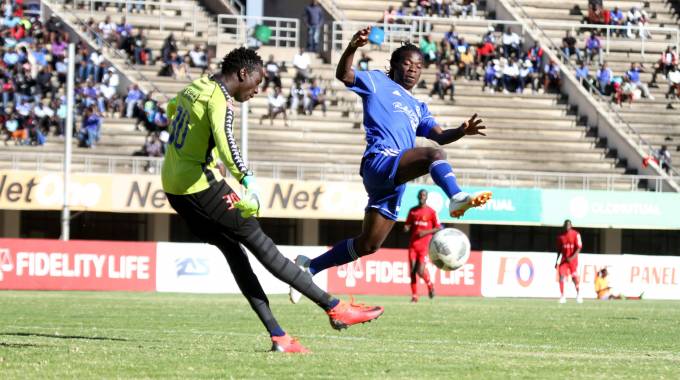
[427,113,486,145]
[336,27,370,86]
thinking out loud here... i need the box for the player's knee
[355,239,380,256]
[427,148,447,163]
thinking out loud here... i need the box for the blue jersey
[348,70,438,156]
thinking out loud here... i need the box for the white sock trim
[347,239,358,260]
[429,160,449,172]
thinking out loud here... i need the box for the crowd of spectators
[581,1,652,40]
[382,1,479,22]
[409,25,567,97]
[258,49,328,126]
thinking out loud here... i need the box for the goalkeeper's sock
[430,160,462,198]
[309,239,357,275]
[270,326,286,337]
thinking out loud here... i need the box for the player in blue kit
[290,27,492,303]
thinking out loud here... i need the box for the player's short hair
[418,189,428,196]
[220,47,263,76]
[387,42,423,79]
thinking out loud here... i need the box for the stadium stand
[507,0,680,175]
[3,0,673,190]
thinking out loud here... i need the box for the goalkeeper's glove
[235,175,261,218]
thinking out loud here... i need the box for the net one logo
[0,248,13,282]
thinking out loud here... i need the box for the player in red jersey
[404,189,442,302]
[555,219,583,304]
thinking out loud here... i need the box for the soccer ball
[428,228,471,271]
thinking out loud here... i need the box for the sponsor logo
[337,259,364,288]
[392,101,418,131]
[175,257,209,277]
[0,248,13,282]
[497,256,535,288]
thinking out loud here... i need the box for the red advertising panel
[0,239,156,291]
[327,249,482,297]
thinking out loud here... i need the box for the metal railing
[217,15,299,48]
[533,21,680,57]
[1,152,670,191]
[61,0,202,35]
[507,0,680,182]
[227,0,244,16]
[43,0,169,102]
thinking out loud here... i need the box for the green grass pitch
[1,291,679,379]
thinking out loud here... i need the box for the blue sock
[309,239,358,275]
[328,298,340,309]
[270,326,286,337]
[430,160,462,198]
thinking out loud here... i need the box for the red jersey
[557,229,582,262]
[405,205,440,249]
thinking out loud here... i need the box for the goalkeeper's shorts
[166,179,260,244]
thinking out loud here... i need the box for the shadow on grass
[1,332,128,342]
[0,342,41,348]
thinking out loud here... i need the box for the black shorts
[166,180,260,244]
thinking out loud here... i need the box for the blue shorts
[360,148,406,221]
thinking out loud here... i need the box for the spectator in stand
[460,0,477,18]
[89,49,105,83]
[304,0,324,52]
[666,65,680,101]
[125,84,144,118]
[476,38,495,66]
[444,25,459,50]
[187,44,208,75]
[260,86,288,126]
[133,29,152,65]
[596,61,612,95]
[144,133,164,158]
[116,16,133,52]
[262,54,282,89]
[526,42,544,73]
[306,78,326,116]
[501,28,521,58]
[420,34,438,68]
[651,46,678,87]
[519,60,538,94]
[457,46,475,80]
[627,62,653,99]
[161,33,178,64]
[613,74,635,107]
[584,32,601,65]
[609,6,625,37]
[292,47,311,83]
[562,31,581,61]
[382,5,397,23]
[160,51,188,79]
[656,145,672,173]
[585,3,604,25]
[100,67,122,117]
[289,81,310,115]
[575,61,594,89]
[98,15,116,45]
[454,37,469,63]
[543,59,561,93]
[78,105,101,148]
[358,51,372,71]
[35,66,54,101]
[502,58,520,93]
[430,64,454,101]
[482,60,496,92]
[626,7,652,40]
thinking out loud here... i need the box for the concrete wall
[0,210,21,238]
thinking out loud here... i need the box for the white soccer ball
[428,228,471,271]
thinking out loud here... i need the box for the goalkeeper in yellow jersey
[161,47,384,353]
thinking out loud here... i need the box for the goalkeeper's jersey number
[169,106,189,149]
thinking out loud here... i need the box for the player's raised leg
[395,146,492,219]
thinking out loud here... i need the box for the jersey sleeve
[207,90,249,182]
[347,69,379,96]
[417,101,438,138]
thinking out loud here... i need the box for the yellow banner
[0,171,367,219]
